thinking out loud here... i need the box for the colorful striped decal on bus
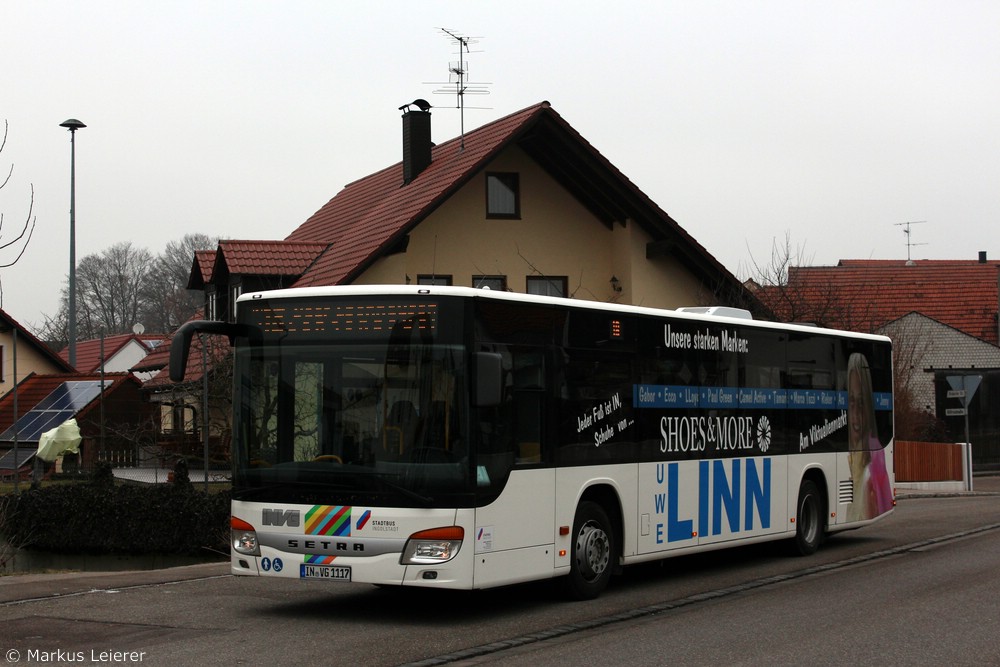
[304,554,337,565]
[305,505,351,536]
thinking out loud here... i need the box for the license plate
[300,564,352,581]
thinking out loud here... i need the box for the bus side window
[513,351,545,465]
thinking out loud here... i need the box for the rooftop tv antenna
[895,220,927,264]
[428,28,491,150]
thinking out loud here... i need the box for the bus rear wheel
[562,501,614,600]
[793,479,825,556]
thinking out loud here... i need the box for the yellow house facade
[358,142,708,309]
[179,101,759,341]
[0,310,73,398]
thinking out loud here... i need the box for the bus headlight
[231,517,260,556]
[400,526,464,564]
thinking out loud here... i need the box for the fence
[1,436,230,490]
[895,439,972,492]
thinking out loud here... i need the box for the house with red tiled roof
[755,255,1000,466]
[136,309,232,468]
[0,372,155,478]
[161,101,765,469]
[188,241,327,321]
[0,309,73,399]
[192,101,759,323]
[58,332,168,381]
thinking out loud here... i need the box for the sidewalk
[895,472,1000,498]
[0,561,229,605]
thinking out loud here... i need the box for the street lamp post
[59,118,86,368]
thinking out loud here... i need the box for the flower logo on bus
[756,416,771,453]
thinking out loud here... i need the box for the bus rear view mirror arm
[169,320,253,382]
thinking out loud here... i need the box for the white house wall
[881,312,1000,411]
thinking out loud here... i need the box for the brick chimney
[401,105,432,185]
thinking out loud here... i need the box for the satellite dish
[133,323,145,335]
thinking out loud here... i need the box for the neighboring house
[0,372,155,478]
[59,333,168,382]
[756,256,1000,466]
[192,101,761,323]
[0,309,73,399]
[151,101,767,466]
[139,313,231,468]
[188,241,327,322]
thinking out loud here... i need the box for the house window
[473,275,507,291]
[0,344,4,382]
[175,404,195,433]
[206,290,217,321]
[417,275,452,286]
[526,276,567,298]
[231,283,242,321]
[486,173,520,218]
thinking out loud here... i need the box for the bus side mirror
[473,352,503,407]
[169,320,250,382]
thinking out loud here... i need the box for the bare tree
[74,241,155,338]
[0,120,37,307]
[744,232,885,330]
[742,232,827,324]
[881,315,949,442]
[38,235,216,346]
[140,233,216,332]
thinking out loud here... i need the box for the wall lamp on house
[610,275,623,293]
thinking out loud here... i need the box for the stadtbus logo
[756,416,771,453]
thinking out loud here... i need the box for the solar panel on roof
[0,381,104,443]
[0,446,37,470]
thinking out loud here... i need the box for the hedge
[0,462,230,556]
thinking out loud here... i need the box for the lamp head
[60,119,87,131]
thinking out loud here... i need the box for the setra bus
[170,285,894,599]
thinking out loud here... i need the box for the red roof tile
[195,250,216,282]
[131,338,171,373]
[186,249,218,290]
[765,259,1000,344]
[182,101,748,306]
[285,100,745,293]
[58,333,165,373]
[287,103,555,286]
[218,240,327,276]
[142,320,229,388]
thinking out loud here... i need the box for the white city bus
[171,285,894,599]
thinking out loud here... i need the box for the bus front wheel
[562,501,614,600]
[793,479,825,556]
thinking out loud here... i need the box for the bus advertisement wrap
[170,285,894,600]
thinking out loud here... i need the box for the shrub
[0,475,230,556]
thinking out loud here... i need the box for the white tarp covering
[36,418,82,463]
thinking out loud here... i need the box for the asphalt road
[1,480,998,667]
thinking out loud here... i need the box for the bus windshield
[231,298,482,507]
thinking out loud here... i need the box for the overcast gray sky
[2,1,998,333]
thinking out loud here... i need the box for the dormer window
[206,289,217,321]
[486,172,520,219]
[231,283,242,321]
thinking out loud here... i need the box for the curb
[0,561,230,605]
